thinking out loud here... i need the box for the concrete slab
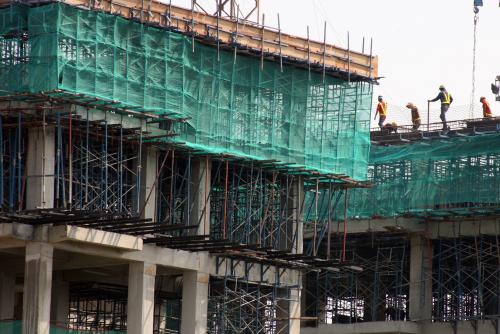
[49,226,143,251]
[420,320,498,334]
[302,321,420,334]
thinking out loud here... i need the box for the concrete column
[50,276,69,327]
[22,242,54,334]
[190,158,211,236]
[26,126,55,210]
[409,234,433,322]
[0,273,15,320]
[127,262,156,334]
[289,285,302,334]
[290,176,304,254]
[139,148,159,222]
[181,271,209,334]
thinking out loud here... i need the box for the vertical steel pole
[17,113,21,210]
[68,108,73,206]
[427,101,430,132]
[85,108,89,206]
[0,116,3,208]
[137,119,143,213]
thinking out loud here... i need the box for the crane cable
[469,8,479,119]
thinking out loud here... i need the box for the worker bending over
[374,95,387,129]
[480,96,493,118]
[406,102,421,130]
[383,122,398,134]
[428,85,453,131]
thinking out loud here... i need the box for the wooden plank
[0,0,378,79]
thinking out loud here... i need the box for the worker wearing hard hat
[428,85,453,131]
[383,121,398,134]
[374,95,387,129]
[480,97,493,118]
[406,102,421,130]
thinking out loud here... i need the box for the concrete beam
[304,218,422,238]
[181,271,209,334]
[127,262,156,334]
[307,218,500,239]
[301,321,420,334]
[429,219,500,238]
[26,126,55,210]
[22,242,54,334]
[49,225,143,251]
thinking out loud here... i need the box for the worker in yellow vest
[428,85,453,131]
[374,95,387,129]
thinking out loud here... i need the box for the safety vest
[483,101,492,117]
[442,92,451,104]
[378,101,387,116]
[411,108,420,122]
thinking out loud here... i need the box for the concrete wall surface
[300,320,499,334]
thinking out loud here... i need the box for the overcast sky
[171,0,499,126]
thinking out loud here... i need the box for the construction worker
[374,95,387,129]
[428,85,453,131]
[383,121,398,134]
[406,102,421,130]
[480,96,493,118]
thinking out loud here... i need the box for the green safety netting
[0,321,19,334]
[305,133,500,220]
[0,3,372,180]
[0,321,126,334]
[348,134,500,218]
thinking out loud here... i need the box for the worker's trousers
[440,104,450,129]
[378,115,386,129]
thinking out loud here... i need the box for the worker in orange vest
[374,95,387,129]
[406,102,421,130]
[480,96,493,118]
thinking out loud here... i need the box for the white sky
[171,0,500,127]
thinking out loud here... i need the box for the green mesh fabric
[0,3,372,180]
[0,321,126,333]
[50,328,125,334]
[0,320,20,334]
[348,134,500,218]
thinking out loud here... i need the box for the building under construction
[0,1,497,334]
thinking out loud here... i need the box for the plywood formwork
[0,0,378,80]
